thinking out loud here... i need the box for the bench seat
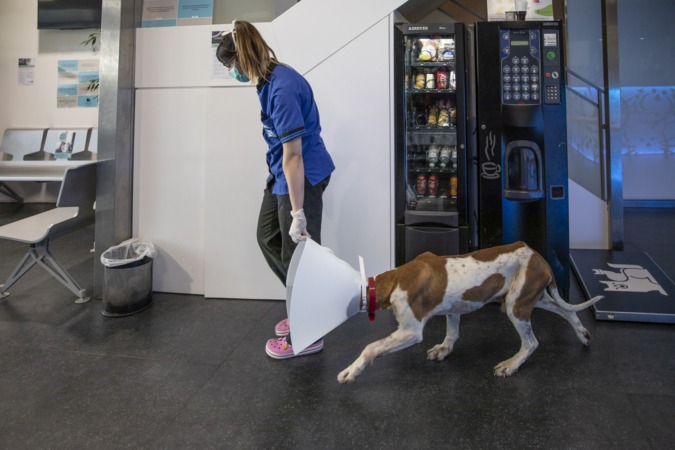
[0,207,79,243]
[0,161,92,182]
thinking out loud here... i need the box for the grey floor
[1,203,674,449]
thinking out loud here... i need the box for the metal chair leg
[0,182,24,203]
[0,240,90,303]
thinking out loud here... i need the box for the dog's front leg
[337,327,422,383]
[427,314,460,361]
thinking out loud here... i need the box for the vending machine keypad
[500,29,541,105]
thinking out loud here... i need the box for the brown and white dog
[337,241,603,383]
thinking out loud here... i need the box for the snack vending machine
[475,21,570,290]
[394,23,473,266]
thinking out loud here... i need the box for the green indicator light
[546,50,557,60]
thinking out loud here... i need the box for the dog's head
[372,252,448,321]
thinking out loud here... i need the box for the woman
[216,20,335,359]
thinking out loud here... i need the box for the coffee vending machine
[475,21,570,291]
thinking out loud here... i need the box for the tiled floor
[1,203,674,449]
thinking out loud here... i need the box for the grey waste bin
[101,239,156,317]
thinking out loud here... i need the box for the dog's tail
[544,285,604,312]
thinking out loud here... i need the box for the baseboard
[623,200,675,208]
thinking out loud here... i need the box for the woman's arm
[282,136,309,241]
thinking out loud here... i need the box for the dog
[337,241,603,383]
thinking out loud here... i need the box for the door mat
[570,249,675,323]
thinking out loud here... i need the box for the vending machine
[474,21,570,291]
[394,23,473,266]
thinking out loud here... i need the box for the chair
[70,128,97,161]
[0,128,48,202]
[0,162,97,303]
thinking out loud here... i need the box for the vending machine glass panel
[403,29,460,214]
[395,24,471,265]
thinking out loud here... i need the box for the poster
[57,59,99,108]
[142,0,214,27]
[18,58,35,85]
[487,0,554,21]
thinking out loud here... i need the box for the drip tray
[570,249,675,323]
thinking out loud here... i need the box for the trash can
[100,238,157,317]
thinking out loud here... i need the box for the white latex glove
[289,209,310,243]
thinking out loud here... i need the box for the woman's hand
[289,208,310,243]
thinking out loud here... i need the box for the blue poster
[177,0,213,18]
[142,0,213,27]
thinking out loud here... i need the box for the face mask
[229,67,250,83]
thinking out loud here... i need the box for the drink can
[436,70,448,89]
[425,73,436,89]
[416,175,427,196]
[450,176,458,197]
[428,175,438,197]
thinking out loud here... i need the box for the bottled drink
[426,144,439,168]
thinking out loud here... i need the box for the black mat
[570,249,675,323]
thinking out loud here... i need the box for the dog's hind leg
[427,314,460,361]
[494,313,539,377]
[536,293,591,345]
[337,325,423,383]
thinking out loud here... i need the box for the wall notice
[487,0,554,21]
[142,0,214,27]
[18,58,35,85]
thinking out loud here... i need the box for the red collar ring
[367,277,376,322]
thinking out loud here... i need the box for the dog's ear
[396,255,449,321]
[373,270,398,309]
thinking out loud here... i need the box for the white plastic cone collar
[286,239,365,354]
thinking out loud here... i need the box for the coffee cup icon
[481,162,501,179]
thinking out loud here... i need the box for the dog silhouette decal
[592,263,667,296]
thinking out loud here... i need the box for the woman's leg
[256,186,287,285]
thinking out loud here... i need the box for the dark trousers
[256,176,330,343]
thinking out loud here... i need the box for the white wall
[569,179,610,250]
[0,0,98,202]
[134,0,406,297]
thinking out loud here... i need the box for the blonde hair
[231,20,279,83]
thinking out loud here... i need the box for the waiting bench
[0,128,97,203]
[0,162,97,303]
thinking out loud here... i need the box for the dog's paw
[579,328,591,346]
[493,361,518,377]
[337,367,357,384]
[427,344,452,361]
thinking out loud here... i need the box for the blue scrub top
[257,63,335,195]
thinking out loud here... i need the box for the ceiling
[396,0,489,24]
[396,0,564,24]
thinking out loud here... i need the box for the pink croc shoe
[265,336,324,360]
[274,318,290,337]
